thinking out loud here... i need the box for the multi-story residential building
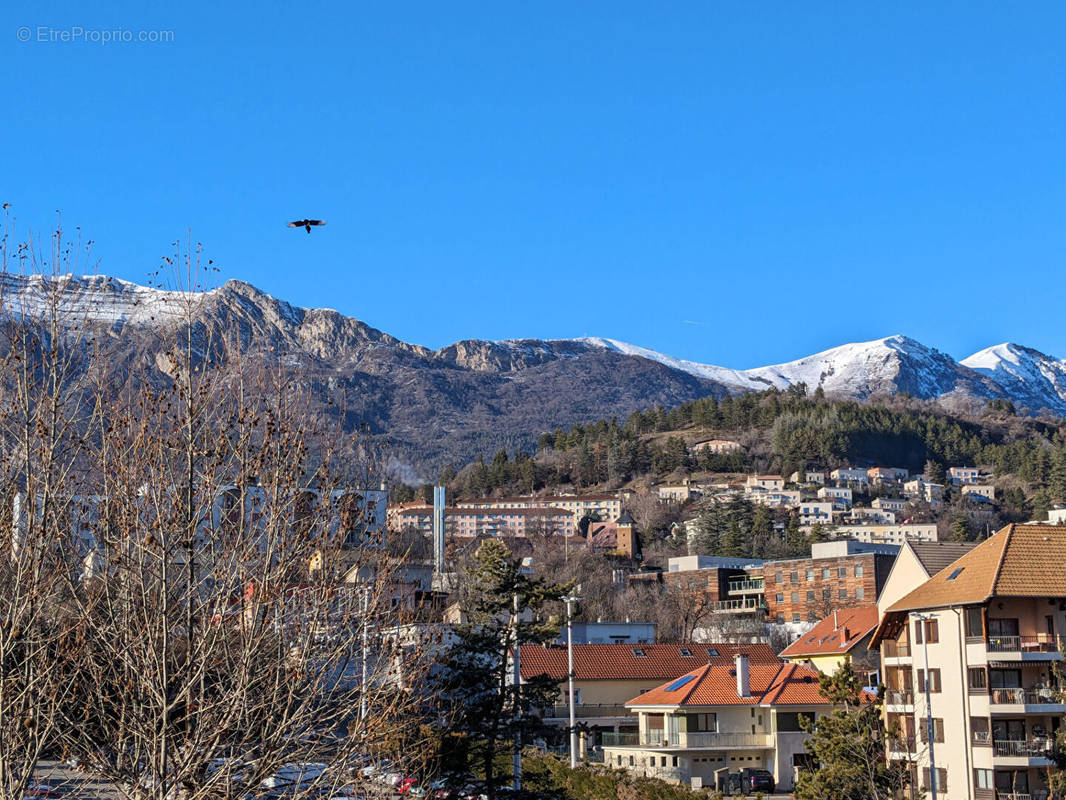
[831,468,870,486]
[520,643,779,750]
[872,496,908,514]
[817,485,853,509]
[691,439,743,455]
[962,484,996,502]
[389,502,575,538]
[833,523,939,545]
[748,489,801,509]
[746,474,784,493]
[763,541,898,624]
[797,501,834,527]
[868,467,910,483]
[847,507,898,525]
[948,466,981,485]
[872,524,1066,800]
[454,493,622,524]
[658,483,696,503]
[779,605,881,684]
[600,653,848,791]
[903,478,945,506]
[666,556,766,614]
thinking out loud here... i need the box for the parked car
[747,769,775,793]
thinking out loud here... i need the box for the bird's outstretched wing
[287,220,308,228]
[307,220,326,227]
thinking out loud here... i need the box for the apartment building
[831,468,870,485]
[833,523,939,545]
[797,501,834,527]
[600,653,848,791]
[948,466,981,485]
[666,556,767,614]
[872,496,908,514]
[389,503,575,538]
[816,486,853,509]
[763,541,898,624]
[962,484,996,502]
[746,474,785,492]
[455,493,622,524]
[872,524,1066,800]
[868,467,910,483]
[877,540,978,613]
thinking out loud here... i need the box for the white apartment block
[834,523,938,545]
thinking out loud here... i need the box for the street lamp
[913,612,937,800]
[564,591,583,769]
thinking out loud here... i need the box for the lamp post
[913,613,937,800]
[564,592,583,768]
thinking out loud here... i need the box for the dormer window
[679,648,693,657]
[632,648,646,658]
[706,648,720,657]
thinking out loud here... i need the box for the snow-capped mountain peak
[961,343,1066,415]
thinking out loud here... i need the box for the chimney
[735,653,750,698]
[833,610,838,630]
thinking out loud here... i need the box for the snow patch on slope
[576,337,768,390]
[962,343,1066,415]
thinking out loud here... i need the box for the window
[967,667,987,691]
[965,607,984,638]
[679,648,693,657]
[947,567,965,581]
[806,569,814,582]
[913,618,938,644]
[688,712,717,732]
[990,668,1021,689]
[918,718,944,743]
[706,648,719,657]
[856,587,865,600]
[776,712,807,732]
[917,668,941,693]
[839,589,848,600]
[632,648,646,658]
[776,593,784,603]
[855,565,864,577]
[822,568,831,579]
[792,613,801,623]
[838,567,847,578]
[974,769,993,790]
[922,767,947,792]
[790,571,798,584]
[823,589,832,600]
[774,572,783,584]
[806,591,815,602]
[791,592,799,603]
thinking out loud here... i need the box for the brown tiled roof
[885,524,1066,613]
[518,642,777,682]
[779,605,880,659]
[626,661,835,708]
[907,541,978,576]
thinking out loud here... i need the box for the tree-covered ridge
[431,387,1066,511]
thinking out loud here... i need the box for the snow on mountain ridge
[961,343,1066,415]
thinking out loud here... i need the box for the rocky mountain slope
[3,273,1065,477]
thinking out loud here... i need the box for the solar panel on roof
[665,675,696,692]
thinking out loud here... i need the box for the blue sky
[5,2,1064,368]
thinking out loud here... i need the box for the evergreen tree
[793,663,911,800]
[720,519,745,557]
[436,541,569,798]
[923,458,946,485]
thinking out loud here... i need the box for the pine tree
[436,541,569,797]
[793,663,911,800]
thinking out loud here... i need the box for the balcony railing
[992,738,1054,758]
[989,688,1061,705]
[727,579,764,593]
[882,640,911,658]
[708,597,767,612]
[601,732,639,747]
[547,703,631,718]
[987,634,1061,654]
[603,731,774,749]
[885,689,914,706]
[973,729,992,746]
[888,736,916,754]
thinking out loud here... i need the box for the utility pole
[512,590,522,791]
[915,613,937,800]
[565,592,583,768]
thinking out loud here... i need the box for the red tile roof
[626,661,837,708]
[518,642,778,682]
[778,605,880,659]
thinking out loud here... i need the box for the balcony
[986,634,1062,658]
[602,730,773,749]
[882,640,911,659]
[546,703,631,719]
[988,688,1064,709]
[708,597,767,613]
[885,689,914,707]
[992,738,1055,760]
[887,736,916,757]
[727,578,764,594]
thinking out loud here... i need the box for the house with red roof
[779,605,881,684]
[518,642,778,749]
[600,652,854,791]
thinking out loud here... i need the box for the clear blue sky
[5,2,1065,368]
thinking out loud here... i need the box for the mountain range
[3,273,1065,479]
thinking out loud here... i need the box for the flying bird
[287,219,327,234]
